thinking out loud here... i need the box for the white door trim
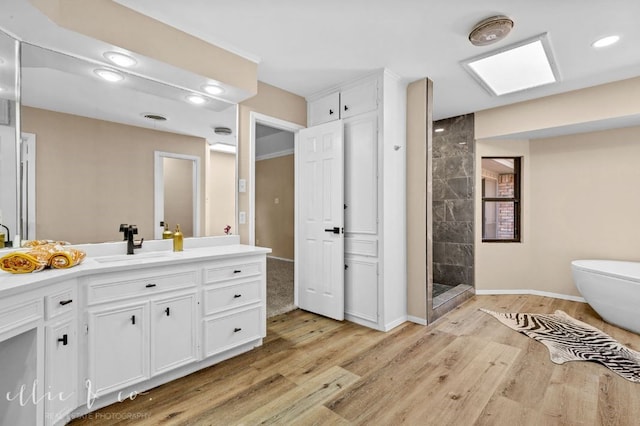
[248,112,304,247]
[154,151,201,239]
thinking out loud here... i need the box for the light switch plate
[239,211,246,224]
[239,179,246,193]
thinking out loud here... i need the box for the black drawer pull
[165,307,170,316]
[59,299,73,306]
[329,109,334,115]
[233,294,242,298]
[57,334,68,346]
[233,270,242,274]
[131,315,136,325]
[234,327,242,333]
[344,105,349,111]
[145,283,157,288]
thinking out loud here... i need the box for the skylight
[463,34,559,96]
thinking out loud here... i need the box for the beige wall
[405,78,432,322]
[238,82,307,244]
[207,150,236,236]
[29,0,257,95]
[476,127,640,297]
[22,106,207,244]
[475,76,640,139]
[255,154,294,259]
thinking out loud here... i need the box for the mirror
[0,30,18,247]
[12,42,238,244]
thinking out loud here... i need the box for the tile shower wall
[433,114,474,288]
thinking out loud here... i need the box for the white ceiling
[113,0,640,122]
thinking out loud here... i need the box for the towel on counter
[1,242,85,274]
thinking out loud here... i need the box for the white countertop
[0,237,271,298]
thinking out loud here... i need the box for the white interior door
[296,120,344,320]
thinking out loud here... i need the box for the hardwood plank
[68,296,640,426]
[233,366,360,425]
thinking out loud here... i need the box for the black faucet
[120,224,143,255]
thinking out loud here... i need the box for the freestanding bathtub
[571,260,640,334]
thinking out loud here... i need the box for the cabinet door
[308,92,340,126]
[45,319,76,426]
[151,293,197,375]
[344,112,378,234]
[345,257,378,323]
[88,303,149,396]
[340,79,378,119]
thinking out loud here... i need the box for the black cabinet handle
[131,315,136,325]
[329,109,334,115]
[165,307,170,316]
[233,294,242,298]
[234,327,242,333]
[59,299,73,306]
[233,270,241,274]
[145,283,156,288]
[344,105,349,111]
[57,334,68,346]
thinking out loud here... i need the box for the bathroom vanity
[0,236,269,425]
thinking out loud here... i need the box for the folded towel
[1,243,85,274]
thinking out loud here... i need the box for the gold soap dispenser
[173,224,183,252]
[162,222,173,239]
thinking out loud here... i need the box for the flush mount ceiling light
[104,51,137,67]
[186,94,207,105]
[462,34,559,96]
[210,143,236,154]
[202,84,225,95]
[94,68,124,82]
[468,15,514,46]
[592,35,620,48]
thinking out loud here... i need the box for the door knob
[324,227,340,234]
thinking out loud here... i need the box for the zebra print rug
[481,309,640,383]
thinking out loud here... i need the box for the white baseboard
[475,289,586,303]
[267,255,294,262]
[407,315,428,326]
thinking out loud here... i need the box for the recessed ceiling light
[463,34,558,96]
[104,51,137,67]
[210,143,236,154]
[202,84,225,95]
[434,128,445,133]
[592,35,620,48]
[186,94,207,105]
[94,68,124,82]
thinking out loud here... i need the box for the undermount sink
[93,251,174,263]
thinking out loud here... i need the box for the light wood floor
[69,294,640,425]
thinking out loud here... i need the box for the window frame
[481,156,521,243]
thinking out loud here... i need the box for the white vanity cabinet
[306,70,407,331]
[201,255,266,358]
[44,281,78,426]
[83,265,199,396]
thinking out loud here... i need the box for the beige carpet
[267,257,295,317]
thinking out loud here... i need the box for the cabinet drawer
[203,261,261,284]
[203,307,262,357]
[45,285,77,320]
[203,279,261,315]
[0,299,42,336]
[86,267,198,305]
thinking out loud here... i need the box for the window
[481,157,521,242]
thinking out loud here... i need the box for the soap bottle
[173,224,183,252]
[162,222,173,240]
